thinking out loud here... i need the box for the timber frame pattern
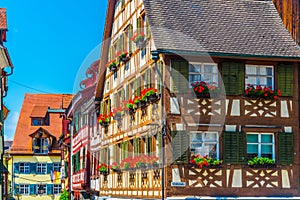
[94,0,300,198]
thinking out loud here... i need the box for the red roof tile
[0,8,7,29]
[10,94,73,154]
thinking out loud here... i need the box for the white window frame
[19,184,29,195]
[189,62,218,86]
[19,163,30,173]
[246,132,275,160]
[53,163,61,172]
[53,184,61,195]
[37,163,47,174]
[189,131,219,159]
[245,65,274,89]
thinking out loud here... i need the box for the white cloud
[4,111,19,141]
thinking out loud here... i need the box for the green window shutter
[157,131,162,159]
[82,148,86,169]
[133,138,140,155]
[171,59,189,93]
[107,99,111,115]
[137,17,141,33]
[157,62,163,94]
[116,38,121,55]
[120,33,124,51]
[29,184,36,195]
[223,131,245,164]
[278,132,294,164]
[221,62,244,95]
[100,102,104,115]
[125,84,129,100]
[109,47,113,61]
[171,131,189,164]
[146,19,150,39]
[46,184,53,195]
[128,24,133,53]
[278,64,294,96]
[113,93,118,108]
[146,68,151,88]
[137,77,141,96]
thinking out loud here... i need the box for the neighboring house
[9,94,72,200]
[0,7,13,200]
[94,0,300,199]
[3,140,12,199]
[66,60,99,200]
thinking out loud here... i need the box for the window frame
[246,132,275,160]
[19,184,29,195]
[19,163,30,174]
[36,163,47,174]
[188,62,219,87]
[189,131,220,160]
[53,184,61,195]
[37,184,46,195]
[245,64,274,89]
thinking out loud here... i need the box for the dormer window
[33,137,49,154]
[30,106,50,126]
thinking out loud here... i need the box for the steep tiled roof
[10,94,73,154]
[144,0,300,58]
[0,8,7,29]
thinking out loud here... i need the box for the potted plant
[141,88,159,104]
[189,155,222,169]
[245,84,282,100]
[42,145,48,150]
[131,32,145,49]
[98,114,111,127]
[116,50,130,64]
[33,145,40,150]
[97,163,109,174]
[112,106,123,120]
[191,81,220,98]
[147,155,159,168]
[126,99,135,115]
[247,157,276,168]
[120,157,134,171]
[106,59,118,72]
[110,162,121,173]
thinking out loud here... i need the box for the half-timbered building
[95,0,300,198]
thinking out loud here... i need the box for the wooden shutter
[221,62,244,95]
[146,68,151,88]
[137,17,141,33]
[128,24,133,53]
[125,84,129,100]
[47,163,53,174]
[109,47,113,61]
[30,163,36,174]
[171,59,189,93]
[100,102,104,115]
[14,184,19,195]
[107,99,111,115]
[171,131,189,163]
[278,132,294,164]
[14,163,20,174]
[223,131,245,164]
[157,131,162,159]
[157,62,163,94]
[46,184,53,195]
[146,19,150,39]
[278,64,294,96]
[30,184,36,195]
[120,33,124,51]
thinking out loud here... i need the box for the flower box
[116,50,130,64]
[247,157,275,168]
[189,155,222,169]
[191,81,219,98]
[106,60,118,72]
[245,85,282,100]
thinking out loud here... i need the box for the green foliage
[248,157,275,166]
[59,189,69,200]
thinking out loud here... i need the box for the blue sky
[0,0,107,140]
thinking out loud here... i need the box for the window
[247,132,275,160]
[37,184,46,195]
[245,65,274,89]
[53,163,60,172]
[19,163,30,173]
[53,184,61,195]
[19,184,29,195]
[37,163,46,174]
[33,138,49,154]
[189,63,218,86]
[31,114,49,126]
[190,132,219,159]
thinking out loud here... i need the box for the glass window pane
[204,65,213,73]
[247,134,258,143]
[189,64,201,73]
[266,67,273,76]
[246,66,256,75]
[246,76,257,85]
[261,134,272,143]
[261,145,272,154]
[204,133,217,141]
[260,67,266,75]
[266,77,273,88]
[247,144,258,153]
